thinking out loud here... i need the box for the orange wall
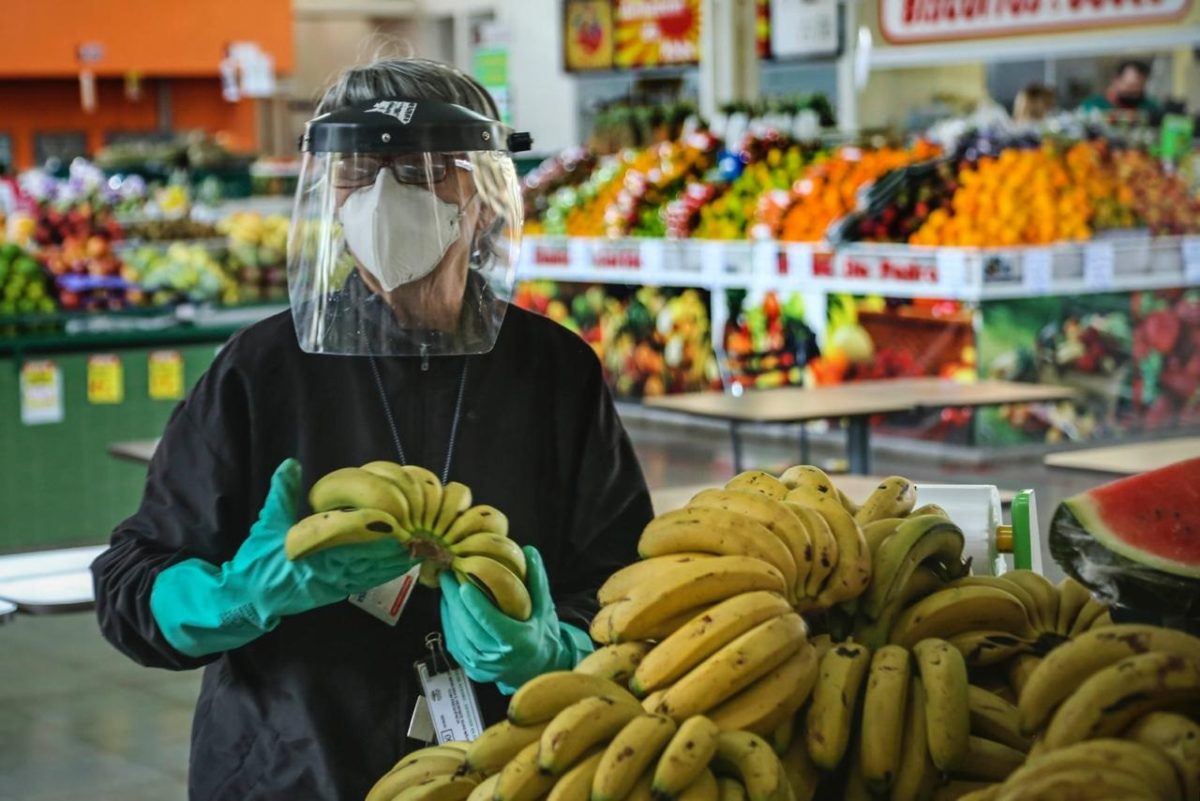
[1,0,293,77]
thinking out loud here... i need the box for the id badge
[413,633,485,744]
[349,565,420,625]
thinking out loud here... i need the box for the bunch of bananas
[284,461,531,620]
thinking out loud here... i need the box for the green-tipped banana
[862,515,965,621]
[285,507,404,560]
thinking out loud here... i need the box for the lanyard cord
[368,355,469,484]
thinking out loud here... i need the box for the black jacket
[91,305,652,800]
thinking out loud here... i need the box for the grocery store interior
[2,0,1199,799]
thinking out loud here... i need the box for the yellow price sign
[20,359,63,425]
[87,354,124,405]
[148,350,184,400]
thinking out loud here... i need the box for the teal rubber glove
[439,545,594,694]
[150,458,418,658]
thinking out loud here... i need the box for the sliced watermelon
[1051,457,1200,618]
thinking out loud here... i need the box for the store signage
[529,240,572,268]
[822,251,943,285]
[1023,248,1053,293]
[771,0,839,58]
[592,239,643,269]
[614,0,702,68]
[1184,237,1200,283]
[935,249,968,291]
[565,0,616,70]
[1083,242,1115,290]
[785,244,815,279]
[87,354,124,405]
[20,360,63,425]
[148,350,185,401]
[879,0,1193,44]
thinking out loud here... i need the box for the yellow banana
[852,566,942,650]
[1041,650,1200,751]
[966,686,1029,753]
[1088,610,1113,630]
[597,554,715,606]
[948,630,1034,669]
[309,466,413,529]
[538,696,642,775]
[399,465,443,531]
[842,737,872,801]
[996,766,1158,801]
[394,775,480,801]
[778,465,836,495]
[1017,624,1200,735]
[592,714,677,801]
[718,777,748,801]
[909,503,949,519]
[1123,711,1200,801]
[688,489,814,602]
[631,590,793,696]
[605,557,787,644]
[891,677,938,801]
[452,556,532,621]
[654,613,806,720]
[626,771,656,801]
[465,774,500,801]
[791,494,871,606]
[912,638,970,772]
[495,741,557,801]
[706,643,818,735]
[998,738,1180,801]
[640,508,798,593]
[434,481,473,537]
[954,737,1025,782]
[860,644,911,792]
[804,641,871,771]
[854,476,918,525]
[861,517,904,558]
[769,715,794,756]
[931,781,994,801]
[285,508,404,560]
[785,504,837,599]
[366,753,466,801]
[449,533,527,581]
[508,672,639,727]
[360,460,424,527]
[946,576,1040,625]
[641,689,667,714]
[995,571,1057,633]
[1006,654,1041,700]
[713,730,783,801]
[575,641,654,685]
[678,769,720,801]
[1054,576,1092,635]
[653,716,721,800]
[444,504,509,545]
[464,719,548,775]
[862,515,965,621]
[546,750,604,801]
[780,719,820,801]
[888,586,1036,649]
[725,470,788,500]
[1068,596,1110,637]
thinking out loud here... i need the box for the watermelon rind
[1063,492,1200,579]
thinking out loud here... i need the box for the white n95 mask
[339,167,464,291]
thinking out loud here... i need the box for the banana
[592,714,677,801]
[810,634,834,662]
[713,730,783,801]
[1041,650,1200,751]
[360,460,424,526]
[450,533,528,581]
[997,767,1157,801]
[599,554,715,606]
[1088,610,1113,630]
[495,741,556,801]
[804,641,871,770]
[995,571,1057,633]
[464,720,548,775]
[653,716,721,800]
[689,489,814,601]
[434,482,473,537]
[891,677,938,801]
[508,672,640,727]
[394,775,480,801]
[718,777,748,801]
[948,630,1034,668]
[954,737,1025,782]
[842,736,872,801]
[932,782,995,801]
[966,686,1030,753]
[779,465,837,495]
[576,641,655,685]
[627,771,656,801]
[785,504,838,599]
[1054,576,1092,636]
[998,738,1181,801]
[640,508,798,593]
[855,476,918,525]
[863,515,965,621]
[452,556,532,621]
[466,774,501,801]
[791,494,870,606]
[400,465,443,531]
[1123,712,1200,801]
[539,696,642,775]
[654,613,806,719]
[836,487,861,517]
[546,750,605,801]
[861,517,904,558]
[909,504,949,519]
[309,466,414,529]
[860,644,911,792]
[706,643,818,735]
[769,716,794,756]
[946,576,1040,624]
[888,586,1036,649]
[678,769,720,801]
[641,689,668,714]
[725,470,788,501]
[285,507,403,560]
[1006,654,1041,699]
[780,720,820,801]
[912,639,970,772]
[605,557,787,644]
[444,504,510,545]
[1017,624,1200,735]
[852,566,943,650]
[1068,596,1110,637]
[366,753,467,801]
[631,591,793,696]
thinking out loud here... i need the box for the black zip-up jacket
[91,305,652,800]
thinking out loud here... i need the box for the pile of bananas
[366,671,793,801]
[284,461,531,620]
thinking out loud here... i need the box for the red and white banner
[880,0,1192,44]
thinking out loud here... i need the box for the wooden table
[876,377,1078,409]
[108,438,160,465]
[1044,436,1200,476]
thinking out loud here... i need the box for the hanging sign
[20,360,63,425]
[879,0,1192,44]
[87,354,124,405]
[614,0,701,68]
[148,350,185,400]
[564,0,616,70]
[770,0,839,59]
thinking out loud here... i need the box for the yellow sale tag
[148,350,184,400]
[20,359,63,425]
[87,354,124,404]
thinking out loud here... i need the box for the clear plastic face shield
[288,100,532,356]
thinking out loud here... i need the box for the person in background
[1081,60,1162,119]
[1013,84,1056,124]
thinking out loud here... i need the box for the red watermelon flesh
[1063,457,1200,578]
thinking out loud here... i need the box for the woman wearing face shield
[91,58,653,800]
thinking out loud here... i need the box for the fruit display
[1114,148,1200,235]
[285,461,530,619]
[1131,289,1200,429]
[538,156,633,237]
[122,243,239,307]
[0,242,56,322]
[218,212,289,303]
[722,289,820,390]
[522,147,598,233]
[608,132,722,238]
[688,138,814,240]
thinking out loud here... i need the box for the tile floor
[0,417,1110,800]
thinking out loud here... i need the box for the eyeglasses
[332,153,473,189]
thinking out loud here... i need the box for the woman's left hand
[439,545,593,694]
